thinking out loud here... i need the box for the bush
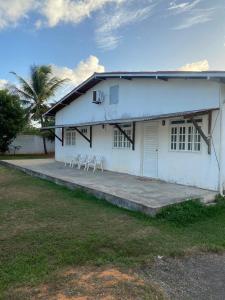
[0,89,25,153]
[156,197,225,226]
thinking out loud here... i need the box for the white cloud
[0,0,125,29]
[168,1,216,30]
[51,55,105,102]
[178,59,209,71]
[174,8,215,29]
[0,79,8,89]
[168,0,201,13]
[0,0,36,29]
[95,2,155,50]
[40,0,125,27]
[52,55,105,86]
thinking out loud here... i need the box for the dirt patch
[141,253,225,300]
[7,267,164,300]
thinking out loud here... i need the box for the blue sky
[0,0,225,91]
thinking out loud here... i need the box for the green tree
[11,65,67,154]
[0,89,25,153]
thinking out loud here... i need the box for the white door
[142,122,159,178]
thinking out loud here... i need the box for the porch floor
[0,159,217,215]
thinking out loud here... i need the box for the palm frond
[10,71,37,101]
[45,78,69,97]
[12,65,67,123]
[11,86,34,102]
[31,65,52,98]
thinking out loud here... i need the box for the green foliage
[40,118,55,141]
[156,198,225,226]
[22,124,42,135]
[22,121,55,141]
[0,89,25,153]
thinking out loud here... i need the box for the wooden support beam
[191,117,211,154]
[184,110,211,119]
[132,122,136,150]
[48,129,62,143]
[73,127,92,147]
[90,125,92,148]
[114,123,135,150]
[208,110,212,135]
[121,76,132,81]
[62,128,64,146]
[157,77,168,82]
[208,111,212,154]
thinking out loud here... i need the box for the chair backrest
[81,154,88,161]
[96,156,104,163]
[90,155,96,162]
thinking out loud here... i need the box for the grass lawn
[1,166,225,299]
[0,154,54,160]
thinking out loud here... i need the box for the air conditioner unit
[92,90,104,104]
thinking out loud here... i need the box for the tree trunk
[42,136,48,155]
[40,117,48,155]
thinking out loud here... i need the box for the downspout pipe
[219,85,224,195]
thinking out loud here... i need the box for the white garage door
[142,122,159,178]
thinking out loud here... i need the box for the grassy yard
[1,166,225,299]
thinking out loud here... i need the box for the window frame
[65,129,76,146]
[109,85,119,105]
[169,120,202,153]
[113,123,132,149]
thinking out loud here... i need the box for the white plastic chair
[85,155,96,171]
[71,154,81,168]
[87,156,104,172]
[64,158,73,167]
[77,155,88,169]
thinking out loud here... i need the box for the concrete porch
[0,159,217,215]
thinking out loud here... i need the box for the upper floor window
[113,123,131,149]
[109,85,119,105]
[65,129,76,146]
[170,119,201,152]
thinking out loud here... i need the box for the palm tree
[11,65,67,154]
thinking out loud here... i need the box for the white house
[43,71,225,193]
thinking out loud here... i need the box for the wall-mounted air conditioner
[92,90,105,104]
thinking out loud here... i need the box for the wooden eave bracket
[72,126,93,148]
[114,122,136,150]
[190,111,212,154]
[44,129,63,143]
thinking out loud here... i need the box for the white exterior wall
[56,123,143,175]
[56,78,219,125]
[55,78,223,191]
[10,135,55,154]
[219,84,225,191]
[157,112,220,190]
